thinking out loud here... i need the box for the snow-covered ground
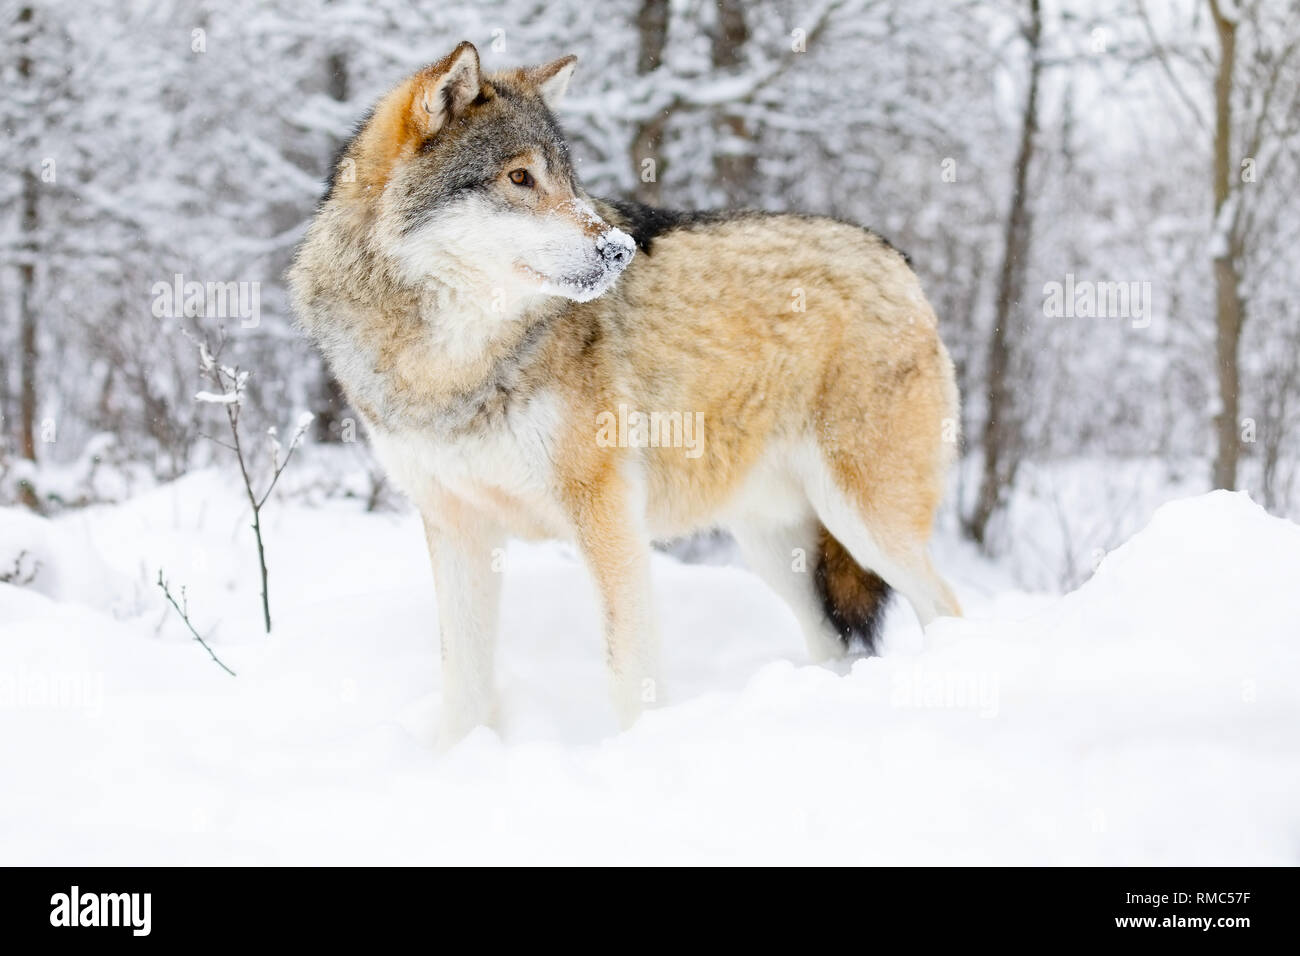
[1,470,1298,864]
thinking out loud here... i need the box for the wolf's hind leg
[420,501,504,750]
[732,520,845,662]
[805,473,960,628]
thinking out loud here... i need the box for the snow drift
[0,479,1297,864]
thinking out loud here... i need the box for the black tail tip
[813,527,892,654]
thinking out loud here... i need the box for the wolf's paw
[805,626,849,664]
[610,673,659,732]
[434,697,499,753]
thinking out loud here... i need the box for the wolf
[289,42,962,747]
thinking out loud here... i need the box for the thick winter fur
[289,42,962,747]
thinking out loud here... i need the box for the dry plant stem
[199,343,305,634]
[157,570,236,677]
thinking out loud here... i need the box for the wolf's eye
[508,168,534,188]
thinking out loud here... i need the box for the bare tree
[14,6,40,510]
[710,0,756,204]
[967,0,1043,547]
[312,46,353,444]
[1209,0,1244,489]
[630,0,671,204]
[1134,0,1300,491]
[1259,343,1299,511]
[623,0,853,207]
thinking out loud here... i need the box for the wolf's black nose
[597,232,634,269]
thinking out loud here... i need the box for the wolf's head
[330,42,634,305]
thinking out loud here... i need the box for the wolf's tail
[813,523,892,654]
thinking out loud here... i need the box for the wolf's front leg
[420,503,504,750]
[567,474,659,730]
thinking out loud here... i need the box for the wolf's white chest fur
[367,391,570,539]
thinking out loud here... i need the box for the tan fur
[567,214,955,539]
[289,48,962,746]
[340,42,484,198]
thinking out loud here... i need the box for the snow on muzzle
[526,201,636,303]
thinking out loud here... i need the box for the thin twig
[257,431,306,510]
[157,570,236,677]
[0,550,40,586]
[1136,0,1211,134]
[196,431,238,452]
[190,331,310,634]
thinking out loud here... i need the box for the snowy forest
[3,0,1298,573]
[2,0,1299,865]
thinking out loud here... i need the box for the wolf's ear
[415,41,482,134]
[531,55,577,109]
[340,42,483,195]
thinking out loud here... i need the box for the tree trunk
[313,47,352,443]
[18,168,38,464]
[711,0,756,205]
[16,5,38,465]
[12,5,40,510]
[967,0,1042,547]
[630,0,670,205]
[1210,0,1242,490]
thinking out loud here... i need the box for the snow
[1,474,1298,864]
[194,390,240,405]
